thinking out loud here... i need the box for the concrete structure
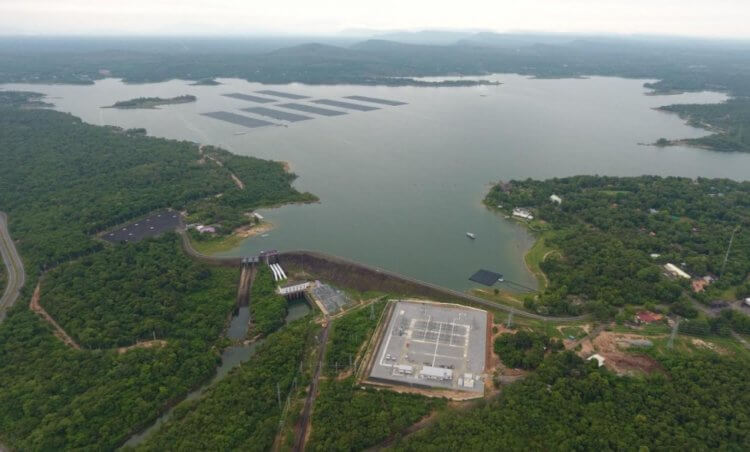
[550,194,562,204]
[278,281,311,297]
[368,300,488,394]
[587,354,605,367]
[512,208,534,220]
[664,263,690,279]
[745,298,750,307]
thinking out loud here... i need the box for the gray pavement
[0,212,25,324]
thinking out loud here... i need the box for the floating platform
[241,106,312,122]
[201,111,275,128]
[222,93,276,104]
[344,95,407,106]
[255,90,309,100]
[277,103,347,116]
[469,269,504,286]
[311,99,380,111]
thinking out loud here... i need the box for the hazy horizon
[2,0,750,39]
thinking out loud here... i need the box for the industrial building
[367,300,488,394]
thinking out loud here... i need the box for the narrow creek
[121,299,311,448]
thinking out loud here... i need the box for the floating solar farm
[367,300,488,394]
[202,89,407,131]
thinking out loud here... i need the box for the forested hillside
[0,93,313,275]
[0,299,226,450]
[249,266,289,336]
[0,92,317,450]
[136,319,316,451]
[396,352,750,450]
[309,377,445,452]
[41,235,235,348]
[658,98,750,152]
[487,176,750,315]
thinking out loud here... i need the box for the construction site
[363,300,490,397]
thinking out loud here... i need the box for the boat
[466,232,476,239]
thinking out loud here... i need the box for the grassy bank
[523,234,556,292]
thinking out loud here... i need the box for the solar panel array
[201,89,407,131]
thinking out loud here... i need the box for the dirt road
[293,320,331,451]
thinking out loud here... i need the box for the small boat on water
[466,232,476,239]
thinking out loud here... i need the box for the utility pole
[276,382,281,409]
[507,310,514,329]
[720,226,740,278]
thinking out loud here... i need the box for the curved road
[0,212,25,324]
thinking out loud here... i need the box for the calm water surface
[4,75,745,290]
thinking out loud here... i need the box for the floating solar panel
[344,95,407,106]
[201,111,275,128]
[469,269,504,286]
[223,93,277,103]
[255,90,309,99]
[241,106,312,122]
[311,99,380,111]
[277,103,347,116]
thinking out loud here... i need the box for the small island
[104,94,197,109]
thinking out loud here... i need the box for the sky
[1,0,749,38]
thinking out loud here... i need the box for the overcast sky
[1,0,749,38]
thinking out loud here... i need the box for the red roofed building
[635,311,663,324]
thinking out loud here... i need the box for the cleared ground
[369,300,487,393]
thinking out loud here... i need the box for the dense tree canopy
[494,330,563,370]
[309,377,445,451]
[41,235,236,348]
[136,319,316,451]
[487,176,750,315]
[397,352,750,451]
[325,300,386,375]
[0,96,312,274]
[0,92,317,450]
[249,266,289,336]
[0,306,223,450]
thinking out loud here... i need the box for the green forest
[249,266,289,336]
[494,331,563,370]
[106,95,197,109]
[41,235,236,348]
[309,377,445,451]
[0,93,312,275]
[0,91,318,450]
[658,98,750,152]
[135,319,316,451]
[325,300,385,375]
[0,302,227,449]
[396,351,750,450]
[487,176,750,316]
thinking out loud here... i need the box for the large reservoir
[4,74,745,290]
